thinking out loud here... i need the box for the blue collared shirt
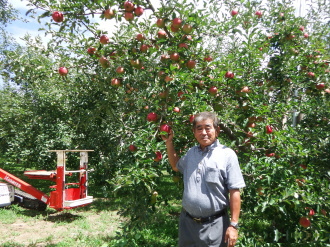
[177,140,246,217]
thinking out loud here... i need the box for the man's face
[193,119,220,150]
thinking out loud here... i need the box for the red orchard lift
[0,150,94,211]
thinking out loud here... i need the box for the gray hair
[193,112,220,129]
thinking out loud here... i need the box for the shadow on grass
[45,211,83,223]
[6,197,121,224]
[76,196,121,212]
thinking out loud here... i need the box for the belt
[184,208,227,224]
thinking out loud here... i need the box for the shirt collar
[198,139,220,153]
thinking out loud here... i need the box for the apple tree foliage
[1,0,329,245]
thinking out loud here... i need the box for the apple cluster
[103,1,145,21]
[155,17,198,73]
[122,1,144,21]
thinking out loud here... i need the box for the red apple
[186,60,196,69]
[178,91,186,100]
[156,18,165,28]
[104,9,115,19]
[100,35,109,44]
[231,9,239,16]
[134,6,144,16]
[58,67,68,76]
[299,217,311,228]
[178,43,188,49]
[123,1,135,12]
[241,86,250,93]
[299,26,305,31]
[99,56,110,68]
[182,24,193,34]
[265,125,273,134]
[124,12,134,21]
[147,112,158,122]
[255,10,262,18]
[308,208,315,217]
[266,152,275,157]
[315,83,325,90]
[116,66,125,74]
[111,78,121,87]
[136,33,145,41]
[296,178,306,186]
[160,124,171,134]
[173,107,180,113]
[307,72,315,77]
[140,44,149,53]
[170,53,180,61]
[247,122,256,128]
[164,75,173,82]
[52,11,64,23]
[170,24,179,32]
[189,115,195,123]
[225,71,235,79]
[303,33,309,38]
[208,86,218,95]
[154,151,163,162]
[172,18,182,28]
[129,144,137,152]
[157,30,167,39]
[204,55,213,62]
[87,47,96,55]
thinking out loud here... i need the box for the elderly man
[162,112,245,247]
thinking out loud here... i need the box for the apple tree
[1,0,329,245]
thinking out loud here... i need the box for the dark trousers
[178,210,229,247]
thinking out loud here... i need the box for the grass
[0,198,123,247]
[0,163,182,247]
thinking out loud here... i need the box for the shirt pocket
[205,167,219,184]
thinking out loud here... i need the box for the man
[161,112,245,247]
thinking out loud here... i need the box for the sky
[4,0,163,46]
[1,0,309,87]
[5,0,309,45]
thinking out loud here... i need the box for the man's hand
[225,226,238,247]
[160,129,179,172]
[160,129,174,143]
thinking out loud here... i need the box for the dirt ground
[0,208,122,246]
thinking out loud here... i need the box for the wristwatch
[230,222,239,229]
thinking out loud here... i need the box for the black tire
[14,189,47,211]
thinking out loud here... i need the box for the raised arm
[161,130,180,172]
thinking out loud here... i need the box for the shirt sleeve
[177,155,185,173]
[225,149,246,190]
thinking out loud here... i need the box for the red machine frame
[0,150,93,211]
